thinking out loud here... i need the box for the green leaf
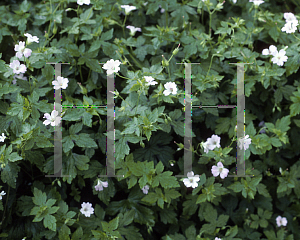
[32,187,47,206]
[58,224,71,240]
[72,133,98,148]
[289,89,300,117]
[164,188,181,203]
[100,28,114,41]
[155,161,164,174]
[43,214,57,231]
[152,171,180,189]
[1,162,20,188]
[268,25,280,42]
[73,153,89,171]
[72,226,83,240]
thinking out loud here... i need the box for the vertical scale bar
[228,62,252,178]
[175,63,200,177]
[98,71,123,178]
[45,62,70,178]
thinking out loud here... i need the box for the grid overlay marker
[177,62,253,178]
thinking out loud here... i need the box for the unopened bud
[140,141,145,148]
[172,43,180,55]
[161,55,169,67]
[53,23,57,34]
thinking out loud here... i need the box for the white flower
[281,20,298,33]
[183,171,200,188]
[80,202,94,217]
[102,59,121,76]
[43,110,62,126]
[211,162,229,179]
[121,5,137,15]
[142,185,149,194]
[249,0,264,6]
[95,179,108,191]
[271,49,288,66]
[232,0,237,3]
[0,191,6,200]
[262,45,277,56]
[206,134,221,151]
[9,60,27,74]
[144,76,157,86]
[284,12,297,22]
[14,41,32,59]
[52,76,69,90]
[143,2,148,6]
[163,82,178,96]
[238,134,252,150]
[0,133,6,142]
[215,238,222,240]
[276,216,287,227]
[24,33,39,44]
[77,0,90,5]
[126,25,141,36]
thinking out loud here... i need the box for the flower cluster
[262,45,288,66]
[281,12,298,34]
[182,161,230,188]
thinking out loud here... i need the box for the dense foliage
[0,0,300,239]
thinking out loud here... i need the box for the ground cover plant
[0,0,300,239]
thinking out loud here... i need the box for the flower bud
[161,55,169,67]
[165,118,168,124]
[53,23,57,34]
[140,141,145,148]
[172,43,180,55]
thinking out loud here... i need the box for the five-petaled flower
[126,25,141,36]
[183,171,200,188]
[0,133,6,142]
[271,49,288,66]
[142,185,150,194]
[43,110,62,126]
[0,191,6,200]
[14,41,32,59]
[144,76,157,86]
[9,60,27,74]
[77,0,90,6]
[121,5,137,15]
[80,202,94,217]
[95,179,108,191]
[211,162,229,179]
[238,134,252,150]
[206,134,221,151]
[24,33,39,44]
[102,59,121,76]
[276,216,287,227]
[163,82,178,96]
[52,76,69,90]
